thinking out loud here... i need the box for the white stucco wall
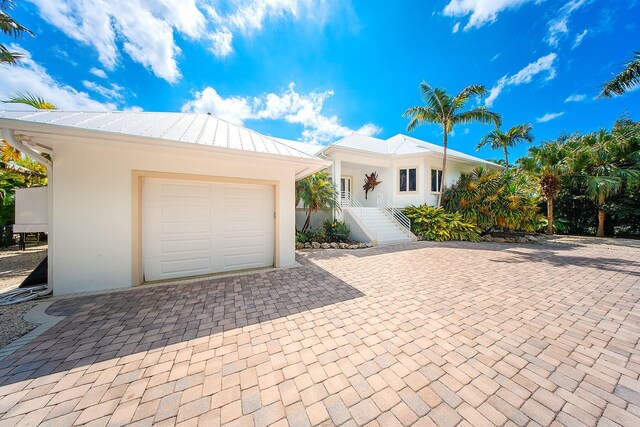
[50,138,298,295]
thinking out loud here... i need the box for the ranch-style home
[295,133,500,245]
[0,110,329,295]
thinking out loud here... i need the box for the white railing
[341,191,378,240]
[376,193,413,236]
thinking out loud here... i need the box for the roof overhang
[0,118,331,180]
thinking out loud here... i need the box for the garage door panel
[143,178,274,281]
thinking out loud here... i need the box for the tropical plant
[443,166,542,233]
[323,219,351,243]
[477,123,534,168]
[403,205,480,242]
[295,171,340,233]
[568,126,640,237]
[4,93,58,109]
[0,0,33,64]
[518,140,570,234]
[600,51,640,98]
[403,83,501,207]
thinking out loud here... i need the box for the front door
[340,176,352,197]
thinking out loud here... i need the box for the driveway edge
[0,300,65,362]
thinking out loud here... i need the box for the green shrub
[403,205,480,242]
[443,166,542,232]
[295,231,308,244]
[323,220,351,243]
[304,227,326,243]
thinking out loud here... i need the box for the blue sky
[1,0,639,161]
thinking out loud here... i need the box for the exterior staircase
[341,192,416,246]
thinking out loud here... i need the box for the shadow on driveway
[0,257,364,386]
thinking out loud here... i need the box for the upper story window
[431,169,443,192]
[399,168,417,192]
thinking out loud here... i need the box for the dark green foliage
[403,205,480,242]
[323,220,351,243]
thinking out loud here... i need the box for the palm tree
[404,83,501,206]
[518,141,568,235]
[477,123,534,168]
[600,51,640,98]
[569,127,640,237]
[295,171,340,233]
[0,0,33,64]
[1,94,56,169]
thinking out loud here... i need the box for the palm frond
[4,93,58,109]
[453,84,487,104]
[0,9,32,39]
[0,43,22,64]
[453,107,502,127]
[599,51,640,98]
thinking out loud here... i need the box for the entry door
[340,176,352,196]
[143,178,275,281]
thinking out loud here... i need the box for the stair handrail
[341,191,377,240]
[376,193,413,236]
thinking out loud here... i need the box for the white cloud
[181,82,381,144]
[546,0,590,47]
[452,22,460,33]
[28,0,340,83]
[572,29,588,49]
[491,53,501,62]
[564,93,587,102]
[0,44,114,110]
[89,67,107,79]
[82,81,125,102]
[536,112,565,123]
[443,0,536,30]
[485,53,557,107]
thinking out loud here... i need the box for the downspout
[1,128,53,297]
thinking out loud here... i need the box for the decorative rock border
[481,233,546,244]
[296,242,372,250]
[0,300,65,362]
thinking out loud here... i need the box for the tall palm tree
[600,51,640,98]
[404,83,501,207]
[0,0,33,64]
[477,123,534,168]
[569,127,640,237]
[1,94,56,168]
[295,171,340,233]
[518,141,568,235]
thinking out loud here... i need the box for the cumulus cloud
[485,53,557,107]
[0,45,114,110]
[564,93,587,102]
[89,67,107,78]
[82,81,125,102]
[536,112,564,123]
[443,0,536,30]
[546,0,590,47]
[28,0,340,83]
[181,83,381,144]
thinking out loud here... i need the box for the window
[340,177,352,194]
[431,169,443,192]
[399,168,417,192]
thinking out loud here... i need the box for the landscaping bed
[480,232,547,244]
[296,241,372,250]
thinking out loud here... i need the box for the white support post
[332,158,342,220]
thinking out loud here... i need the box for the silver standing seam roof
[0,110,319,160]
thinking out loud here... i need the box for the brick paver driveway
[1,239,640,426]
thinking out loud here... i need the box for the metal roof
[0,110,319,161]
[323,132,498,166]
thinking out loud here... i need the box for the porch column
[332,158,342,220]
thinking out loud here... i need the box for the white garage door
[143,178,275,281]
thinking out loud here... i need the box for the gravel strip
[0,300,39,348]
[0,245,48,349]
[0,245,47,292]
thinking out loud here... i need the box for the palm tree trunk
[596,193,605,237]
[546,198,554,235]
[438,128,448,208]
[504,146,509,169]
[302,211,312,233]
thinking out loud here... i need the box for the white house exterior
[295,133,500,245]
[0,111,329,295]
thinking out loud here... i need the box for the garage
[142,178,275,281]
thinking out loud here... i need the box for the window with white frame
[431,169,443,192]
[399,168,417,192]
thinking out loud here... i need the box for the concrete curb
[0,300,65,362]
